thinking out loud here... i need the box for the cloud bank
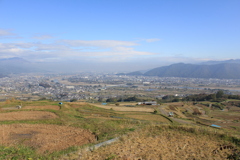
[0,29,158,63]
[0,29,219,72]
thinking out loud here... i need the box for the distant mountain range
[199,59,240,65]
[126,59,240,79]
[0,57,97,75]
[0,57,46,75]
[1,57,240,79]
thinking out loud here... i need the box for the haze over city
[0,0,240,72]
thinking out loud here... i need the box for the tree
[70,98,77,102]
[216,90,224,99]
[98,97,103,102]
[172,98,180,102]
[106,98,117,102]
[206,94,216,101]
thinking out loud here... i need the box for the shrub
[153,109,158,114]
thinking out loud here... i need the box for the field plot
[0,100,239,159]
[125,114,170,122]
[227,106,240,112]
[0,111,58,121]
[81,125,236,160]
[209,110,240,129]
[93,104,154,112]
[211,111,240,121]
[24,105,60,110]
[0,124,96,153]
[69,102,88,108]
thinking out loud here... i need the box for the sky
[0,0,240,72]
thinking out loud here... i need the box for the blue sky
[0,0,240,71]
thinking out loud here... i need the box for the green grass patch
[0,145,38,160]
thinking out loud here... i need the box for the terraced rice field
[93,104,154,112]
[0,111,58,121]
[0,124,96,153]
[23,105,60,110]
[125,114,170,122]
[80,126,237,160]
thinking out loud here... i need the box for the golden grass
[115,111,150,115]
[166,105,188,118]
[84,116,121,120]
[0,111,58,121]
[24,105,60,110]
[92,104,154,112]
[125,114,170,123]
[0,124,96,153]
[79,125,238,160]
[68,102,88,106]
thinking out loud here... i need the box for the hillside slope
[143,63,240,79]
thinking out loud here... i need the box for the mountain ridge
[126,60,240,79]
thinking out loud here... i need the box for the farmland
[81,125,238,160]
[0,99,240,159]
[0,99,170,159]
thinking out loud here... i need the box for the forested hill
[141,63,240,79]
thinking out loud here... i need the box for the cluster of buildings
[0,73,239,102]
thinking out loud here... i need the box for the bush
[192,108,202,115]
[106,98,118,102]
[153,109,158,114]
[212,103,225,110]
[70,98,77,102]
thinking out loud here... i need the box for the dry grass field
[0,100,157,159]
[161,101,240,133]
[1,105,60,111]
[0,124,96,153]
[228,106,240,112]
[23,105,60,110]
[124,114,170,122]
[0,100,239,159]
[0,111,58,121]
[69,102,88,107]
[92,104,154,112]
[79,125,238,160]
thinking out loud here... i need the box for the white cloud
[60,40,138,48]
[57,40,156,61]
[0,38,158,62]
[14,42,35,48]
[145,38,161,42]
[32,35,53,40]
[0,29,21,39]
[0,29,14,36]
